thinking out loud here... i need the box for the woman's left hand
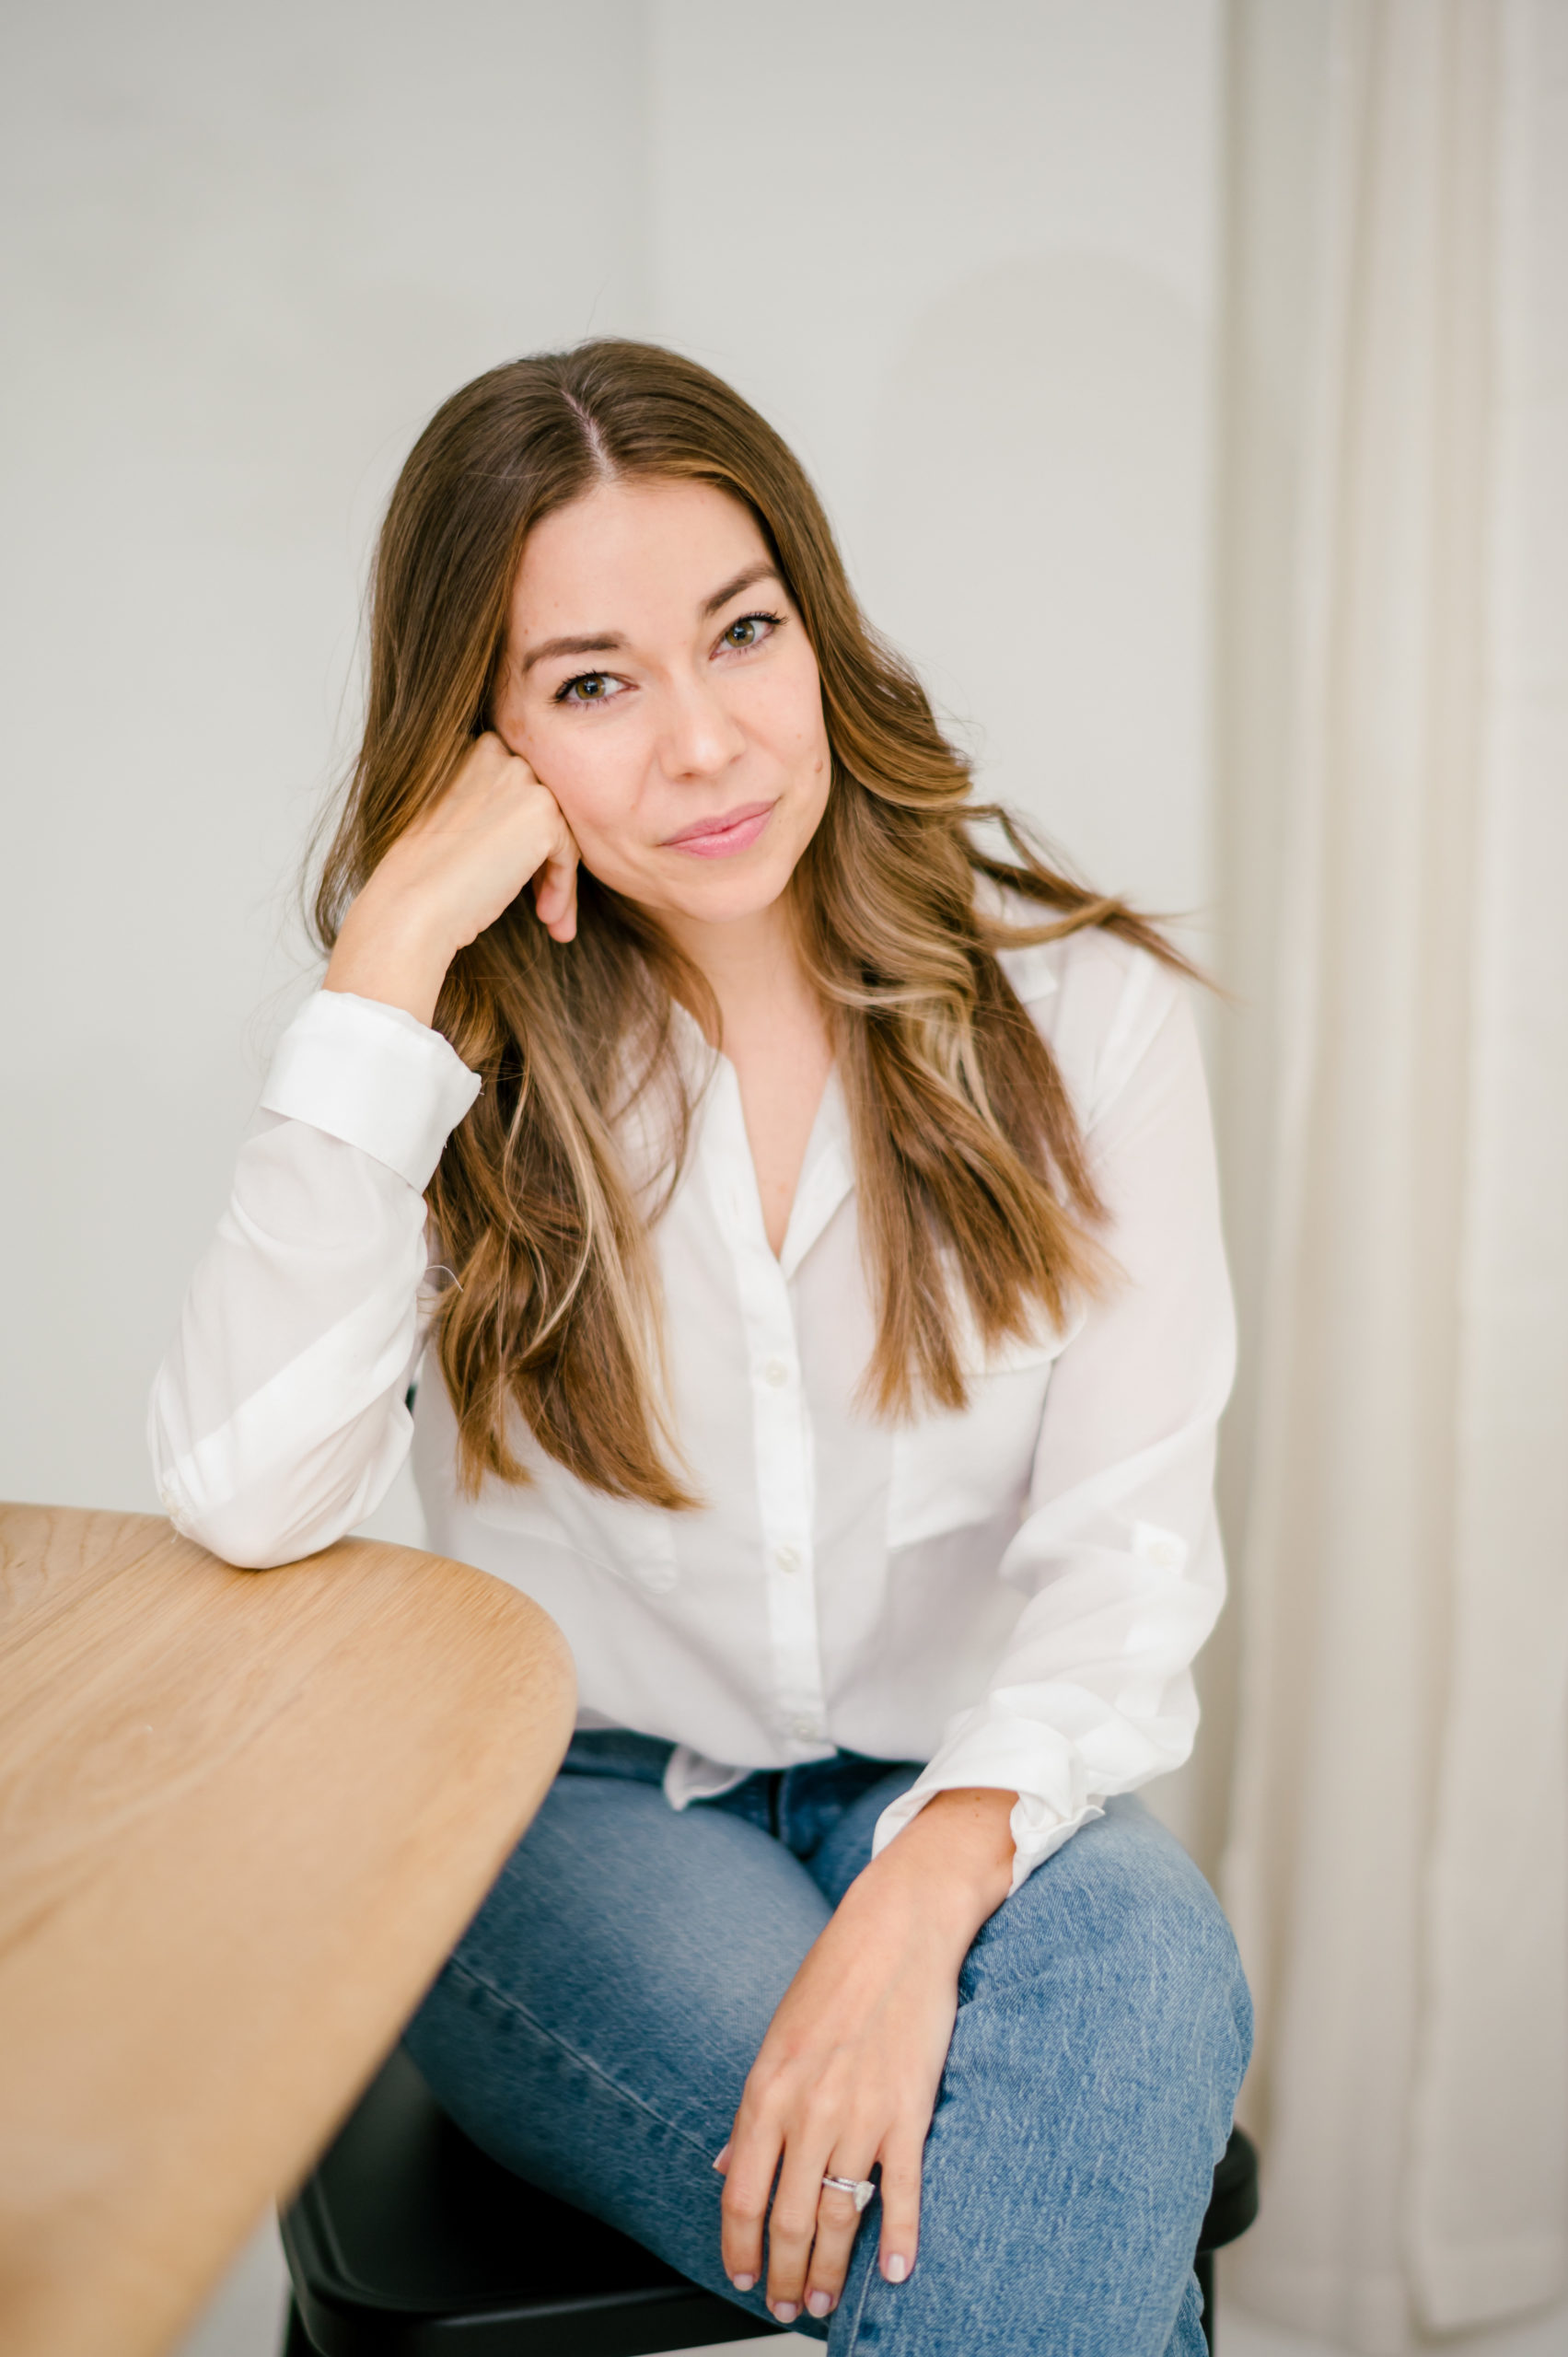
[714,1786,1016,2325]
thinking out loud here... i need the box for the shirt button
[763,1358,789,1387]
[1150,1537,1183,1569]
[788,1714,820,1742]
[775,1545,801,1574]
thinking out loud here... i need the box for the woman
[151,340,1249,2353]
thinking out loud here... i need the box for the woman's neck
[659,894,834,1258]
[659,893,809,1046]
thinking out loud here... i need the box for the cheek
[749,658,830,773]
[523,714,645,847]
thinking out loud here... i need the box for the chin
[664,860,796,925]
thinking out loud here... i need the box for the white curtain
[1212,2,1568,2349]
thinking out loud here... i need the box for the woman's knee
[1098,1805,1249,2044]
[961,1801,1253,2127]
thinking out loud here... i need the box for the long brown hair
[315,341,1192,1507]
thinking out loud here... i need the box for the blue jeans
[404,1734,1252,2355]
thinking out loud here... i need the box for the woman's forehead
[513,478,769,628]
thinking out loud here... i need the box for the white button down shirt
[149,923,1235,1891]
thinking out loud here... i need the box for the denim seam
[440,1953,719,2165]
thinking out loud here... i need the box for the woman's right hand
[323,731,579,1026]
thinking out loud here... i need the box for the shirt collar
[679,1016,855,1279]
[663,937,1048,1274]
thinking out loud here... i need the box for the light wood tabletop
[0,1502,576,2357]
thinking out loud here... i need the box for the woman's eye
[555,671,625,706]
[719,610,783,653]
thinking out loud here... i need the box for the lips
[661,800,777,858]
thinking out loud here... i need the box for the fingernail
[712,2143,731,2172]
[807,2289,834,2317]
[730,2271,755,2293]
[772,2301,800,2323]
[885,2253,909,2283]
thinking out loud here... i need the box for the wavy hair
[314,340,1193,1506]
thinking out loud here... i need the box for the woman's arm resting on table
[147,1028,467,1570]
[148,738,577,1570]
[717,1787,1016,2325]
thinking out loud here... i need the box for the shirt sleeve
[147,990,481,1568]
[871,960,1236,1893]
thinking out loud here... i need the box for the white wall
[0,0,1220,1530]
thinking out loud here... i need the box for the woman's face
[492,477,832,928]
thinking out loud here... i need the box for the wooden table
[0,1504,575,2357]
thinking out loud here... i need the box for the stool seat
[281,2045,1258,2355]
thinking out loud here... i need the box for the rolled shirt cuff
[260,990,482,1191]
[871,1706,1105,1898]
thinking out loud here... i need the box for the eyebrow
[518,563,784,674]
[700,562,782,618]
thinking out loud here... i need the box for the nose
[657,668,748,783]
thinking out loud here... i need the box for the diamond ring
[820,2174,876,2212]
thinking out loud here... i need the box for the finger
[719,2110,780,2297]
[764,2131,838,2325]
[803,2152,877,2321]
[532,823,579,943]
[877,2123,925,2284]
[438,729,527,818]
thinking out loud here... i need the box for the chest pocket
[474,1466,679,1596]
[886,1324,1071,1551]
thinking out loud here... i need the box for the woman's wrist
[859,1786,1016,1951]
[323,888,459,1028]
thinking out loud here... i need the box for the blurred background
[2,4,1563,2353]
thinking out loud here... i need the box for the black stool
[281,2045,1258,2355]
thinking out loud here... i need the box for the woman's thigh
[407,1771,1251,2356]
[401,1759,832,2328]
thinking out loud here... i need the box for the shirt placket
[707,1069,829,1755]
